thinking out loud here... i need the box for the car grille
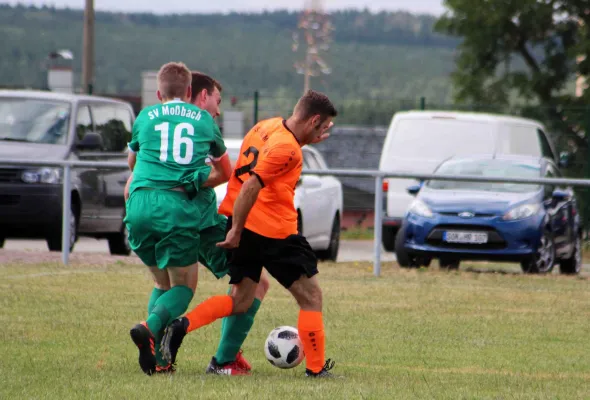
[426,224,506,250]
[0,168,22,183]
[438,212,495,218]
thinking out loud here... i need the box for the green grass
[1,261,589,399]
[340,227,374,240]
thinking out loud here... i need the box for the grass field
[1,260,589,399]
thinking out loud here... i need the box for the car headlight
[502,203,540,221]
[21,167,63,184]
[408,199,433,218]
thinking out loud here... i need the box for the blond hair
[157,62,191,99]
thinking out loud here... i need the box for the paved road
[2,238,397,263]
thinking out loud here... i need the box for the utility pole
[82,0,95,94]
[293,0,333,94]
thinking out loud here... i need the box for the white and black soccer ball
[264,326,305,369]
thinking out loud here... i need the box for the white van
[378,110,565,251]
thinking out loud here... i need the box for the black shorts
[225,217,319,289]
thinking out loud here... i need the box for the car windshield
[0,98,71,145]
[387,118,497,159]
[426,159,541,193]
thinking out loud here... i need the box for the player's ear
[186,85,192,101]
[156,90,163,102]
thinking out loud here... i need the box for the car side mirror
[77,132,103,151]
[558,151,571,169]
[407,184,422,196]
[300,175,322,189]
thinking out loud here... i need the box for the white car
[214,138,343,261]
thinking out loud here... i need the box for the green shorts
[197,215,230,279]
[125,189,203,269]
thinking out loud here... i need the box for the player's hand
[216,228,241,249]
[311,121,334,144]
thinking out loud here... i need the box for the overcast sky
[2,0,446,15]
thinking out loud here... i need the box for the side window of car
[503,125,542,157]
[91,103,132,152]
[76,105,93,141]
[537,129,555,161]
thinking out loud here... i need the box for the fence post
[373,175,383,277]
[61,165,72,265]
[253,90,259,125]
[586,105,590,238]
[420,97,426,110]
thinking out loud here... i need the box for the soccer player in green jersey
[126,65,270,376]
[126,62,231,376]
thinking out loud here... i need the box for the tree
[435,0,590,152]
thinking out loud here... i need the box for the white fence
[3,158,590,276]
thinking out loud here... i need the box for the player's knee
[295,284,322,311]
[230,292,256,314]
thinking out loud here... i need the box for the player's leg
[128,189,201,374]
[265,234,335,378]
[160,224,265,368]
[199,219,271,372]
[125,189,164,375]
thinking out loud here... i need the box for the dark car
[0,90,134,254]
[395,155,582,274]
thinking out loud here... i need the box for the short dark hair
[190,71,222,102]
[295,90,338,121]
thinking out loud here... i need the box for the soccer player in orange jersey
[160,89,338,377]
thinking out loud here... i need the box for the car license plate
[443,231,488,244]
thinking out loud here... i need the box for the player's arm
[217,143,301,249]
[201,152,232,188]
[202,123,232,188]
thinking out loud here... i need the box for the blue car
[395,155,582,274]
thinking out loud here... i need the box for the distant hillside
[0,5,458,106]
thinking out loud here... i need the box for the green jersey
[128,99,227,196]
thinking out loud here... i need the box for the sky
[2,0,446,15]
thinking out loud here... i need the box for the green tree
[435,0,590,152]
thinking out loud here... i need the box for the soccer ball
[264,326,305,369]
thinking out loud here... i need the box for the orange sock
[298,310,325,373]
[185,295,233,333]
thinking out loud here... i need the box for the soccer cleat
[235,349,252,372]
[205,357,251,376]
[129,322,157,376]
[155,364,176,374]
[160,317,189,365]
[305,359,336,378]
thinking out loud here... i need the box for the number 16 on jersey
[155,122,195,165]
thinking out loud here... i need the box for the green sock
[147,288,167,367]
[146,285,194,336]
[215,298,262,365]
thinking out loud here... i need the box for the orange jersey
[219,117,303,239]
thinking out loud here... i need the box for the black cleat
[129,322,157,376]
[306,359,337,378]
[160,317,189,365]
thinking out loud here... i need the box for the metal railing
[3,158,590,276]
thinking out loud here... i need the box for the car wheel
[559,234,582,275]
[439,258,460,270]
[316,214,340,262]
[47,205,78,252]
[521,228,555,274]
[395,223,419,268]
[108,222,131,256]
[382,225,397,252]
